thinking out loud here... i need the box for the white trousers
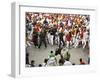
[82,39,87,48]
[74,39,79,48]
[50,35,54,45]
[66,41,72,48]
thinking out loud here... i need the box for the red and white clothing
[66,33,72,48]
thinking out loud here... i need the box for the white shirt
[42,63,47,67]
[63,61,72,66]
[55,55,61,66]
[61,48,69,57]
[68,20,72,26]
[64,29,69,36]
[47,57,56,66]
[83,31,88,41]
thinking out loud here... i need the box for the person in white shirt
[82,30,89,48]
[74,32,80,48]
[61,47,69,58]
[50,33,54,46]
[54,32,59,45]
[72,34,76,47]
[47,31,51,44]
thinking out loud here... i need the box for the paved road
[26,44,89,67]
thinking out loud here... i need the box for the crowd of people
[26,12,90,49]
[25,12,90,67]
